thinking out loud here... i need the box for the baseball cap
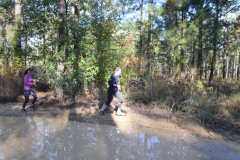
[26,67,33,71]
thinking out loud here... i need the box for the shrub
[0,76,22,102]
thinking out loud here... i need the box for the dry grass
[126,76,240,134]
[0,76,22,102]
[1,75,240,135]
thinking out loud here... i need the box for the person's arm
[26,76,37,86]
[108,74,118,86]
[114,76,121,89]
[117,84,121,90]
[113,75,119,86]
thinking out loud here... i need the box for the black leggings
[22,90,38,108]
[106,94,114,105]
[105,91,124,106]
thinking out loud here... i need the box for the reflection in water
[0,116,239,160]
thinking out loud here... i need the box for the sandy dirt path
[0,91,239,145]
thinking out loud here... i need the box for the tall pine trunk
[1,8,11,73]
[72,0,80,101]
[209,0,219,83]
[147,0,153,73]
[13,0,23,76]
[237,49,240,80]
[180,9,185,72]
[191,41,196,67]
[56,0,67,99]
[139,0,144,54]
[233,50,237,79]
[138,0,144,74]
[197,19,203,79]
[204,50,209,80]
[222,26,228,79]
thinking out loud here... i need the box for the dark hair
[24,67,33,76]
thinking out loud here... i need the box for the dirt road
[0,91,239,144]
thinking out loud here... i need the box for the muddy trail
[0,91,240,144]
[1,92,240,159]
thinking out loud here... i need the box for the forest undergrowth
[0,75,240,136]
[126,75,240,136]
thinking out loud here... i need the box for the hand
[117,84,121,90]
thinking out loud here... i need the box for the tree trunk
[42,4,47,64]
[204,51,209,80]
[237,49,240,80]
[231,54,235,79]
[72,0,80,101]
[24,34,27,67]
[13,0,23,76]
[56,0,67,99]
[234,50,238,79]
[191,41,196,67]
[209,0,219,83]
[228,54,232,79]
[222,27,228,79]
[2,9,10,71]
[147,0,153,73]
[217,56,221,76]
[58,0,67,53]
[139,0,144,54]
[180,10,185,72]
[15,0,21,22]
[223,54,227,79]
[197,18,203,79]
[138,0,144,74]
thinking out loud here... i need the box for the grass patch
[127,76,240,134]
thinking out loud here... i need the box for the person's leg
[115,91,124,109]
[106,93,114,106]
[100,93,113,112]
[30,90,38,107]
[115,91,125,116]
[22,90,30,111]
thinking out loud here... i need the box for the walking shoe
[114,106,118,112]
[99,110,104,116]
[100,103,107,111]
[30,104,37,111]
[116,110,126,116]
[22,108,26,112]
[29,104,35,109]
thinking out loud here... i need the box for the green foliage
[233,81,240,93]
[0,0,240,102]
[12,22,24,73]
[76,56,99,91]
[179,96,213,115]
[0,42,4,57]
[196,80,204,90]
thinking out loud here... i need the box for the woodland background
[0,0,240,130]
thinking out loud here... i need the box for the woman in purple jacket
[22,67,37,112]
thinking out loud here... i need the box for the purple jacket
[24,74,34,90]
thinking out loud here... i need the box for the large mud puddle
[0,116,239,160]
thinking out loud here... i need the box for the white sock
[100,103,107,111]
[117,103,123,111]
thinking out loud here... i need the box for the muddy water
[0,116,239,160]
